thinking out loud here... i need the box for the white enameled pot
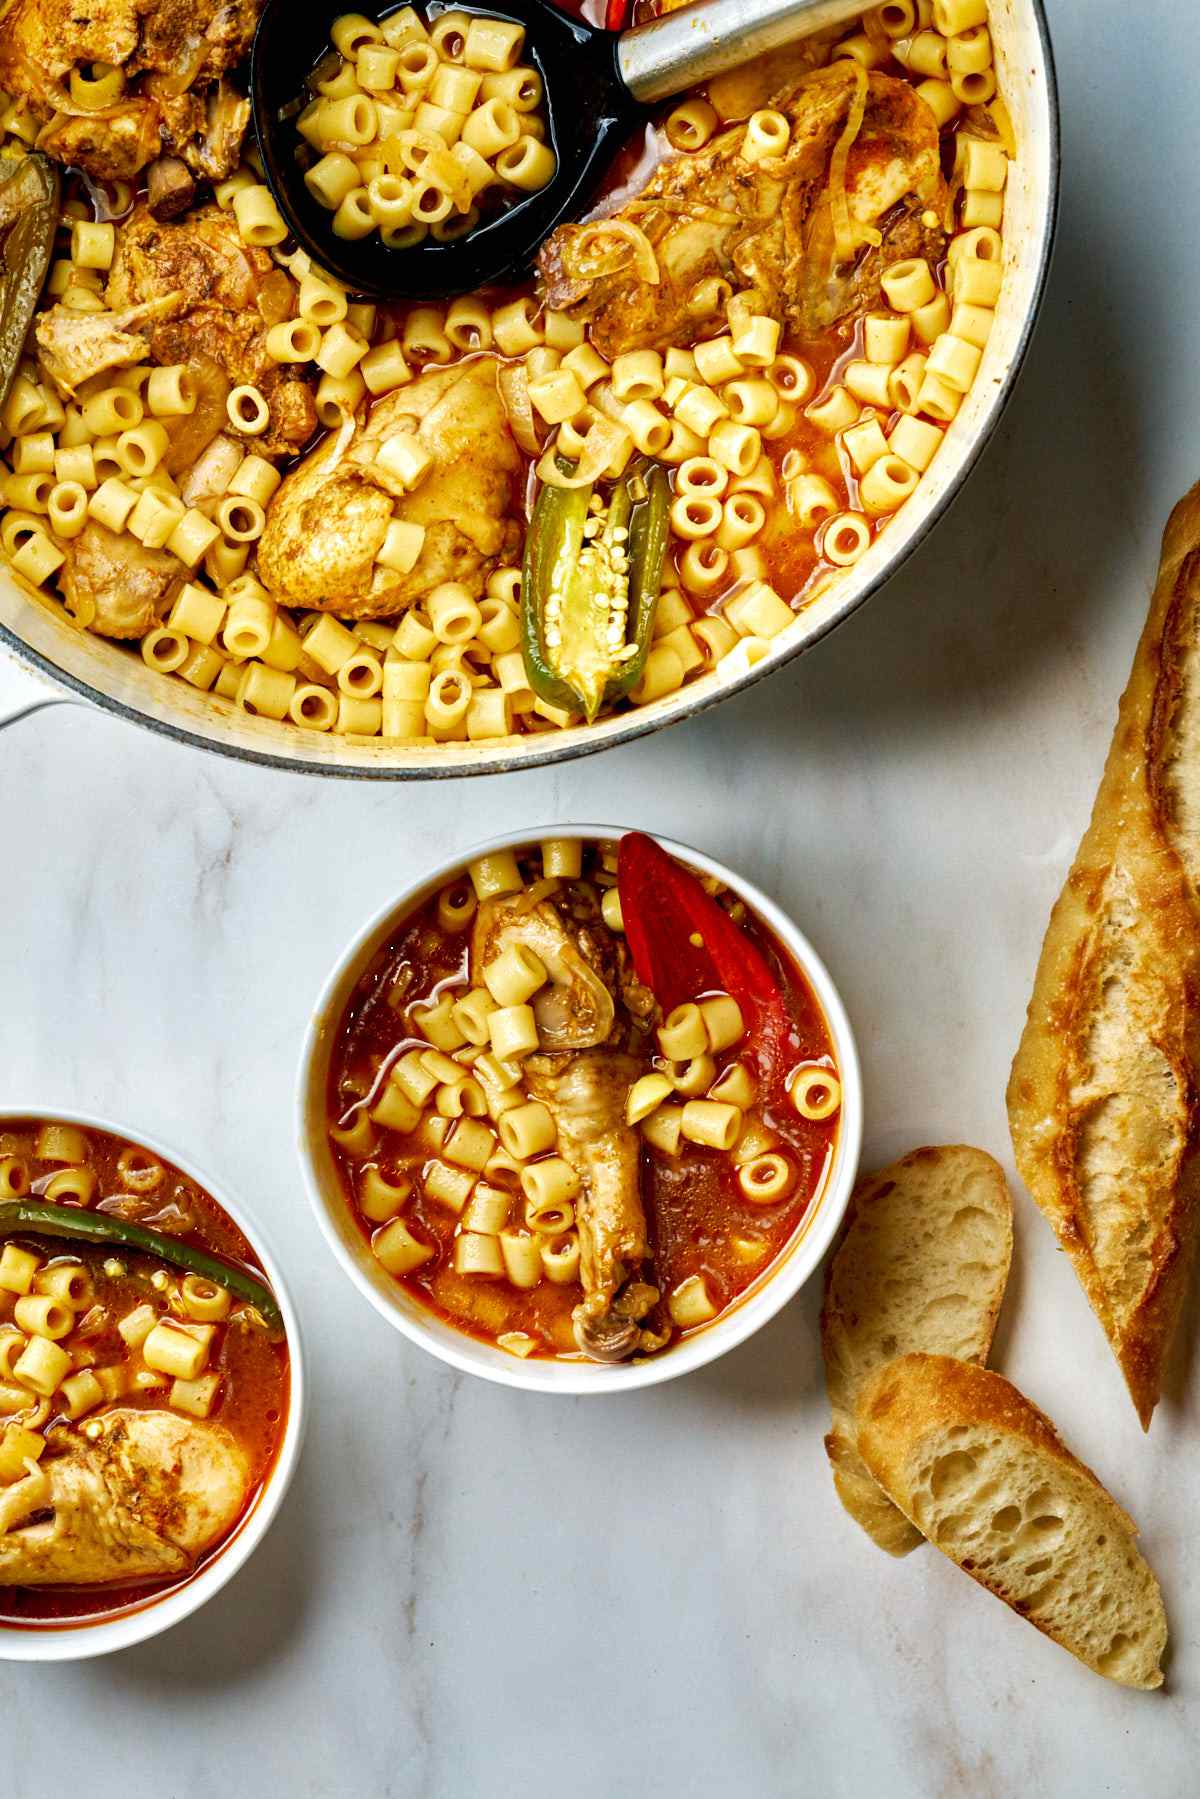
[0,0,1058,778]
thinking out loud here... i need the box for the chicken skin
[0,1408,249,1586]
[539,62,946,358]
[525,1052,653,1359]
[34,294,180,398]
[0,0,260,185]
[61,520,184,639]
[257,361,521,619]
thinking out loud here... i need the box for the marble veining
[0,1,1197,1791]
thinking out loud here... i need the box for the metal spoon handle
[616,0,866,105]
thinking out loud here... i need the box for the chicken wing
[539,62,946,358]
[0,1408,249,1586]
[256,361,521,619]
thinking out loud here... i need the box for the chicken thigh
[539,62,946,358]
[256,361,521,619]
[0,1408,250,1586]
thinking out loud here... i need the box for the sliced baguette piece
[1008,483,1200,1428]
[821,1146,1013,1556]
[856,1354,1167,1689]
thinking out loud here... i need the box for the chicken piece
[35,295,182,398]
[157,79,252,185]
[26,105,162,187]
[472,892,616,1050]
[471,888,653,1360]
[147,155,198,223]
[539,63,946,358]
[0,1408,249,1587]
[61,520,183,639]
[525,1052,652,1359]
[106,205,317,460]
[0,0,261,184]
[257,361,522,619]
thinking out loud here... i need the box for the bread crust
[1007,483,1200,1428]
[856,1355,1167,1688]
[821,1146,1013,1555]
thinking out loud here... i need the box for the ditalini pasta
[324,835,842,1364]
[0,2,1012,747]
[297,8,556,247]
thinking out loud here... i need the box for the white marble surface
[2,0,1199,1790]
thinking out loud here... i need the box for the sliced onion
[422,145,473,215]
[512,877,562,914]
[535,417,630,488]
[144,46,207,99]
[498,363,541,457]
[568,218,660,285]
[829,61,869,266]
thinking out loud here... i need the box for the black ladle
[251,0,865,300]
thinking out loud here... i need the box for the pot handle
[0,648,77,731]
[617,0,865,103]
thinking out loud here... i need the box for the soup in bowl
[299,826,861,1389]
[0,1111,304,1661]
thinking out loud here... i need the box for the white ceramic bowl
[0,0,1057,777]
[0,1108,307,1663]
[298,824,863,1393]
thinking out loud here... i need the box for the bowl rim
[0,0,1059,780]
[295,822,863,1393]
[0,1106,307,1663]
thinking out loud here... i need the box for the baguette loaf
[821,1147,1013,1555]
[1008,483,1200,1428]
[856,1354,1168,1689]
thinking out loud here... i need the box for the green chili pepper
[0,153,59,412]
[522,458,671,722]
[604,461,671,703]
[521,465,591,716]
[0,1201,284,1336]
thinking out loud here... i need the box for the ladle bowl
[251,0,865,299]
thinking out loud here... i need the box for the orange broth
[326,841,839,1359]
[0,1120,289,1629]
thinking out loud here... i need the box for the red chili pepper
[617,832,790,1090]
[605,0,630,28]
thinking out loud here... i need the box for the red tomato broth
[0,1120,289,1629]
[325,840,840,1360]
